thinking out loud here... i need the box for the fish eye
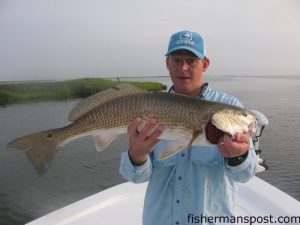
[242,111,248,117]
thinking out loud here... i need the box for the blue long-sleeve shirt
[119,83,257,225]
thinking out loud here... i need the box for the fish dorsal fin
[68,84,147,121]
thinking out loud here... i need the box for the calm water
[0,76,299,225]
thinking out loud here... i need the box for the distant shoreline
[1,74,299,84]
[0,77,167,106]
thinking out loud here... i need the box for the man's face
[166,50,209,97]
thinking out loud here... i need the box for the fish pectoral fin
[92,132,119,152]
[187,130,202,147]
[193,132,212,146]
[159,142,185,160]
[158,130,203,159]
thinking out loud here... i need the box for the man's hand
[217,132,250,158]
[128,118,164,165]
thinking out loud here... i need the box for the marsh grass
[0,78,166,105]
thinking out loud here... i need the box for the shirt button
[178,176,182,180]
[181,153,185,157]
[176,221,180,225]
[176,200,180,204]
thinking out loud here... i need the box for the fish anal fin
[159,142,185,159]
[92,131,119,152]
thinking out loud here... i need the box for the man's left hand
[218,132,250,158]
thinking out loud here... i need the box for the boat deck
[27,176,300,225]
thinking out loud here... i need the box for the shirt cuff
[124,151,151,172]
[226,150,249,166]
[225,150,251,172]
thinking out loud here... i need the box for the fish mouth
[248,120,257,136]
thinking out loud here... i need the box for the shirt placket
[173,150,187,225]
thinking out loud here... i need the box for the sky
[0,0,299,81]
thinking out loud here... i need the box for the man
[120,30,257,225]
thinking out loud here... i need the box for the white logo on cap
[177,31,194,46]
[180,31,192,40]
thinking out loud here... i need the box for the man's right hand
[127,118,164,165]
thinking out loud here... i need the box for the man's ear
[202,57,210,72]
[166,57,171,70]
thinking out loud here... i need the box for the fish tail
[7,129,61,176]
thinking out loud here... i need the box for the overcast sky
[0,0,299,81]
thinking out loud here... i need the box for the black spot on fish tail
[46,133,53,138]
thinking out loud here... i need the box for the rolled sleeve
[119,151,152,183]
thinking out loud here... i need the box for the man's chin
[174,87,190,95]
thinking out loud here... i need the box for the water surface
[0,76,299,225]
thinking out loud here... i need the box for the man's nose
[180,60,189,70]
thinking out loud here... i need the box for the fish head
[211,108,257,137]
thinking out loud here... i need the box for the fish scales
[67,93,209,136]
[7,86,256,175]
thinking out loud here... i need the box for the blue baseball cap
[165,30,206,59]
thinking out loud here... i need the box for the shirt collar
[168,82,210,99]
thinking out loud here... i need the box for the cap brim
[165,46,205,59]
